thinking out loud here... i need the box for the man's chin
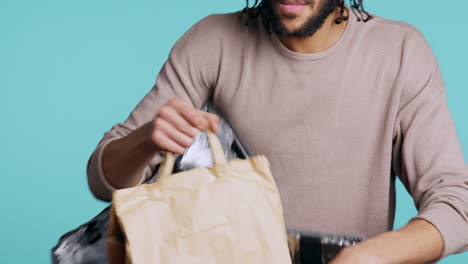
[278,20,307,35]
[262,0,335,38]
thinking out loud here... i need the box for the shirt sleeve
[87,15,222,201]
[392,26,468,257]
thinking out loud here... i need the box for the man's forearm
[102,122,159,189]
[331,219,444,264]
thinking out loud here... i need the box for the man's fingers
[183,110,210,131]
[153,118,194,148]
[204,113,220,132]
[151,130,186,154]
[164,98,220,133]
[151,98,221,154]
[170,100,210,131]
[158,105,200,137]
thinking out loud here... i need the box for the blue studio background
[1,0,467,263]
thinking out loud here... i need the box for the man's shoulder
[168,11,252,64]
[172,11,256,54]
[359,14,427,47]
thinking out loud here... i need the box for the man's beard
[261,0,340,38]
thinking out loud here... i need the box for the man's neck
[278,7,349,54]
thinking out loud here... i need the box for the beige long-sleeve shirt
[87,9,468,257]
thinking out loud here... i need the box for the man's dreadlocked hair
[242,0,373,25]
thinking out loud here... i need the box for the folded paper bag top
[108,131,292,264]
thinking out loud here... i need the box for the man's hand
[101,98,219,190]
[146,98,219,154]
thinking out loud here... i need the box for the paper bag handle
[158,130,227,179]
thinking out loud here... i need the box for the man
[87,0,468,262]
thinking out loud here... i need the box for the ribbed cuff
[87,138,147,201]
[413,203,468,258]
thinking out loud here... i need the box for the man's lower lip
[278,3,307,14]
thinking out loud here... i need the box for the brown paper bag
[108,131,292,264]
